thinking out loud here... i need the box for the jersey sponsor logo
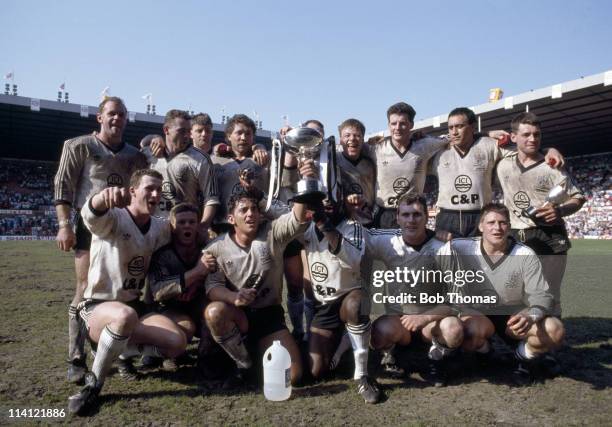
[161,181,176,200]
[451,193,479,205]
[311,262,329,282]
[454,175,472,192]
[513,191,531,210]
[107,173,123,187]
[127,256,145,276]
[388,178,409,206]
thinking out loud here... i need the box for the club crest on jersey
[513,191,531,210]
[107,173,123,187]
[177,167,190,183]
[454,175,472,193]
[161,182,176,200]
[472,151,486,169]
[127,256,145,276]
[310,262,329,282]
[257,246,272,264]
[392,177,409,195]
[505,271,521,289]
[122,233,131,241]
[534,175,554,194]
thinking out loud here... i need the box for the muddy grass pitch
[0,240,611,425]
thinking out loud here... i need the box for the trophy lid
[285,127,323,150]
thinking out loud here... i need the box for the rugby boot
[357,376,381,404]
[68,372,101,416]
[117,357,140,381]
[67,358,88,384]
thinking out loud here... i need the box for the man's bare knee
[439,317,464,348]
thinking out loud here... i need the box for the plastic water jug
[263,340,291,401]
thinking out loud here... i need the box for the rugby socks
[91,325,129,385]
[347,321,371,380]
[304,296,315,341]
[213,326,252,369]
[68,305,85,361]
[428,337,455,361]
[516,340,537,360]
[330,332,351,370]
[287,292,305,336]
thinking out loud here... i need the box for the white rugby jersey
[54,134,147,209]
[81,199,171,302]
[337,153,377,224]
[496,154,585,229]
[145,144,219,218]
[438,237,553,312]
[204,212,308,309]
[360,136,448,209]
[299,219,365,304]
[366,228,446,314]
[211,156,269,223]
[431,137,510,210]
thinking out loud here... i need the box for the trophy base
[290,190,327,205]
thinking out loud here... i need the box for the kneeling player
[300,198,380,403]
[68,169,187,415]
[368,195,464,387]
[203,190,311,386]
[440,203,565,385]
[146,203,218,372]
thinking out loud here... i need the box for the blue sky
[2,0,611,136]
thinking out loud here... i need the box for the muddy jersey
[360,137,448,209]
[438,237,553,313]
[204,212,308,309]
[81,199,171,302]
[299,219,365,304]
[54,133,147,209]
[145,144,219,218]
[432,137,510,210]
[366,228,446,314]
[337,153,377,224]
[496,154,584,229]
[212,156,269,223]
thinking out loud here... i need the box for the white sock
[287,293,305,335]
[330,332,351,370]
[213,326,252,369]
[347,321,371,380]
[516,340,537,360]
[91,325,129,385]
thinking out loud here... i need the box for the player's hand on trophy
[298,158,318,179]
[56,226,76,251]
[507,312,533,337]
[234,288,257,307]
[544,148,565,168]
[534,204,560,224]
[279,126,292,141]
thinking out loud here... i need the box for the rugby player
[299,195,380,403]
[432,108,564,240]
[191,113,214,155]
[145,203,219,372]
[68,169,186,415]
[439,203,565,385]
[368,194,463,387]
[202,181,314,387]
[145,109,218,239]
[496,112,584,316]
[54,97,147,383]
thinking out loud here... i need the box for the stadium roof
[0,95,273,162]
[376,70,612,157]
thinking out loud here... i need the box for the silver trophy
[522,184,569,222]
[267,127,338,209]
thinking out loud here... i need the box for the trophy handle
[266,138,284,211]
[324,136,339,202]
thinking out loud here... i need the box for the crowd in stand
[0,153,609,238]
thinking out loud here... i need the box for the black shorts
[244,304,287,344]
[311,293,350,331]
[511,225,570,255]
[283,239,303,258]
[487,315,520,347]
[78,298,149,330]
[435,208,481,238]
[74,210,92,251]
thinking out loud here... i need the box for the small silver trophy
[267,127,338,209]
[522,184,569,222]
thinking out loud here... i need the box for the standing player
[191,113,214,155]
[54,97,147,383]
[432,108,564,240]
[368,194,463,386]
[68,169,186,415]
[439,203,565,385]
[203,186,313,387]
[496,112,584,315]
[300,197,380,403]
[145,109,218,239]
